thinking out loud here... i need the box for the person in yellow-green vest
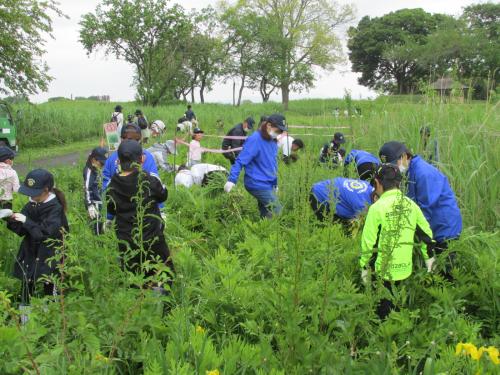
[360,164,436,319]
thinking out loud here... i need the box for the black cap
[127,114,134,122]
[0,146,15,162]
[245,117,255,129]
[114,105,122,112]
[379,141,408,164]
[19,169,54,197]
[333,132,346,144]
[374,163,402,184]
[266,114,287,131]
[90,147,109,164]
[193,128,204,134]
[118,140,143,170]
[121,123,142,138]
[135,109,142,116]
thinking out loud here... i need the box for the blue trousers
[246,189,282,218]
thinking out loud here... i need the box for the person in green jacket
[360,164,435,319]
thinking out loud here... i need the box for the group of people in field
[0,103,461,321]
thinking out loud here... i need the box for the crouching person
[106,140,173,289]
[6,169,69,321]
[360,164,435,320]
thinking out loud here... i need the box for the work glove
[425,257,436,273]
[224,181,235,193]
[12,213,26,223]
[0,209,13,219]
[361,269,369,285]
[160,212,167,222]
[88,205,98,220]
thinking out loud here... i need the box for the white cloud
[30,0,482,104]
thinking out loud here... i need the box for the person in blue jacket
[224,114,287,219]
[344,149,380,181]
[379,141,462,279]
[102,123,162,221]
[310,177,375,233]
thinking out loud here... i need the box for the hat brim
[95,156,107,163]
[19,185,45,197]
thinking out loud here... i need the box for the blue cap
[118,140,142,169]
[333,132,346,144]
[193,127,204,134]
[19,169,54,197]
[266,114,287,131]
[0,146,15,162]
[90,147,109,164]
[379,141,408,164]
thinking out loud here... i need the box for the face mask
[399,164,408,174]
[269,130,279,139]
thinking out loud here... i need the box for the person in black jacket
[221,117,255,164]
[319,132,347,168]
[106,140,172,285]
[83,147,108,235]
[7,169,69,306]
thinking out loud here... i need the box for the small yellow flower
[196,325,205,334]
[206,370,219,375]
[95,353,110,364]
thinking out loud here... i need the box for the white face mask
[268,127,279,139]
[399,164,408,174]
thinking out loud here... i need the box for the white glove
[425,257,436,273]
[273,186,279,194]
[161,212,167,221]
[361,269,369,284]
[88,205,98,220]
[224,181,235,193]
[12,213,26,223]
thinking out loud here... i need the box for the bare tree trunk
[237,76,245,107]
[232,80,236,106]
[190,86,195,104]
[200,80,206,104]
[281,83,290,110]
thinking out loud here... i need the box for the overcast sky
[30,0,484,104]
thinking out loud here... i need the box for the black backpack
[137,116,148,130]
[111,112,119,123]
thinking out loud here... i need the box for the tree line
[0,1,497,106]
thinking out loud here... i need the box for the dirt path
[13,152,83,176]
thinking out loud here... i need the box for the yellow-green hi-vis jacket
[360,189,434,281]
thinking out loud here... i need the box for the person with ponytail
[7,169,69,310]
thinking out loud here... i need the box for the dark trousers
[376,280,401,320]
[434,240,457,281]
[20,279,56,304]
[309,193,352,234]
[118,233,173,280]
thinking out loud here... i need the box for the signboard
[104,122,120,151]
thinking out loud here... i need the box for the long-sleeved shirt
[221,124,247,160]
[344,149,379,167]
[0,162,20,201]
[83,165,102,207]
[311,178,373,219]
[111,112,124,135]
[360,189,434,281]
[228,131,278,191]
[407,156,462,242]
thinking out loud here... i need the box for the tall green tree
[244,0,354,109]
[0,0,64,97]
[79,0,192,106]
[347,9,451,94]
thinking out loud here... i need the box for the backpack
[137,116,148,130]
[111,112,119,123]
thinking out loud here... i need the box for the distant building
[431,78,469,98]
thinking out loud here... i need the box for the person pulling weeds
[106,140,173,289]
[360,164,435,319]
[83,147,108,235]
[224,114,286,219]
[0,146,20,210]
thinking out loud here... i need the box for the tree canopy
[0,0,64,97]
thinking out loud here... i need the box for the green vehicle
[0,101,18,151]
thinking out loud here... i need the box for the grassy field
[0,98,499,374]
